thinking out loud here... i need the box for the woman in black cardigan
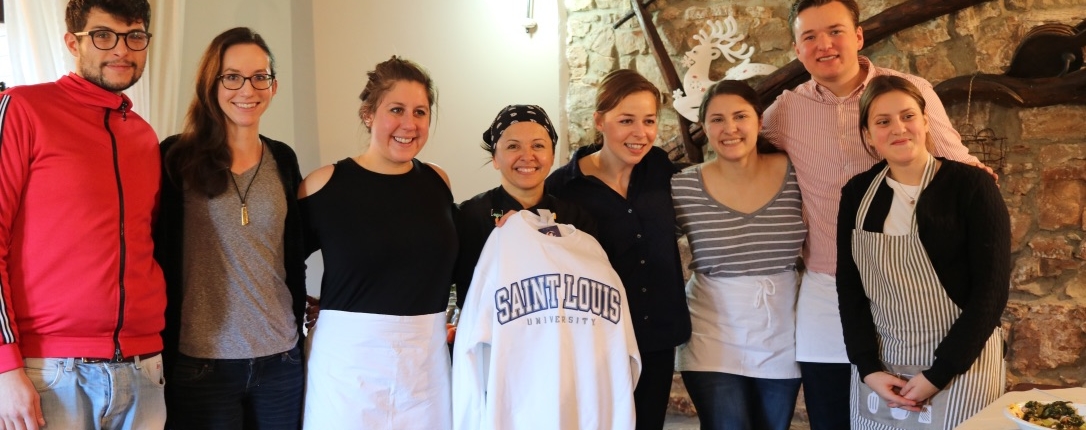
[836,75,1009,430]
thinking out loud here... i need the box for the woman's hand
[899,372,939,406]
[863,372,920,411]
[494,210,516,227]
[305,295,320,330]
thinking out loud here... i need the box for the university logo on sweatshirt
[495,273,622,325]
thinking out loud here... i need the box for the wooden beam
[756,0,994,106]
[629,0,702,163]
[613,0,656,30]
[934,69,1086,107]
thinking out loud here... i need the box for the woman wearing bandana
[453,104,596,310]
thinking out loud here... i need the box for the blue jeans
[24,354,166,430]
[799,361,851,430]
[166,345,303,430]
[682,371,800,430]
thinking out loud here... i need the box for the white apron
[848,156,1004,430]
[677,271,800,379]
[303,310,451,430]
[795,270,848,362]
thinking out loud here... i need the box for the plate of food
[1005,400,1086,430]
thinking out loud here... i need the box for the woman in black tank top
[297,57,458,429]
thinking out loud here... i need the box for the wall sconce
[523,0,537,34]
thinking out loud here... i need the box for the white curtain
[146,0,185,136]
[3,0,185,135]
[5,0,70,85]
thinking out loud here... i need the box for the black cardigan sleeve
[922,164,1009,388]
[836,167,886,380]
[155,135,184,373]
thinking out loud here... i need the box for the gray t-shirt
[179,152,299,359]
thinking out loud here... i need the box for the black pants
[799,361,851,430]
[634,348,676,430]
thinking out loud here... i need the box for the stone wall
[562,0,1086,426]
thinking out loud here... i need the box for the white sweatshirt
[452,210,641,430]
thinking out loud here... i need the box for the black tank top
[303,158,457,315]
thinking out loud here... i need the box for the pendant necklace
[230,142,265,225]
[889,179,920,205]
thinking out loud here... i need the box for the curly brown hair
[65,0,151,33]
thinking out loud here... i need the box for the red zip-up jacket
[0,73,165,373]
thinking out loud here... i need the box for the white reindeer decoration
[672,15,778,122]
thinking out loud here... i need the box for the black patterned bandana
[482,104,558,151]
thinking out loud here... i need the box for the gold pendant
[241,205,250,226]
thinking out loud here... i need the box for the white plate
[1004,401,1086,430]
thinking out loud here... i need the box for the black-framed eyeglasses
[72,29,152,51]
[218,74,276,90]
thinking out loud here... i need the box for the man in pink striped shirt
[761,0,988,428]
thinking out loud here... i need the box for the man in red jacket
[0,1,166,429]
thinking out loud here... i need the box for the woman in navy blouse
[546,69,691,430]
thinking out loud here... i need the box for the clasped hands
[863,371,939,412]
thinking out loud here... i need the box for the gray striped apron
[848,156,1004,430]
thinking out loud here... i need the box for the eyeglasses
[72,29,152,51]
[218,74,276,90]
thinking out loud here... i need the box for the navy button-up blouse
[545,144,691,352]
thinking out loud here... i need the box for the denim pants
[24,354,166,430]
[682,371,801,430]
[166,345,303,430]
[799,361,851,430]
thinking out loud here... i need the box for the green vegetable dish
[1009,400,1086,430]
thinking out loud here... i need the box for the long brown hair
[165,27,275,197]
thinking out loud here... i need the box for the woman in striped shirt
[672,81,807,430]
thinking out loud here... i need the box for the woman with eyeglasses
[155,27,307,429]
